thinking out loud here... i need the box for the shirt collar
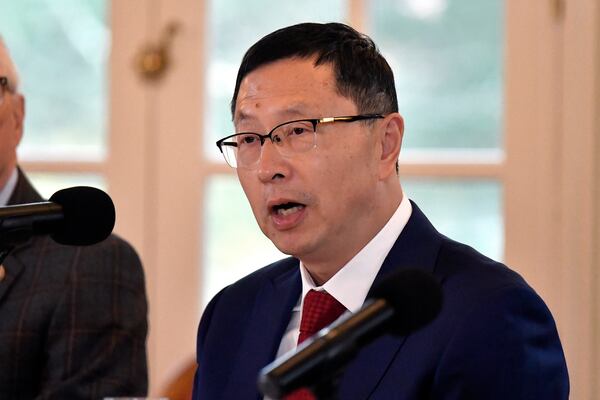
[0,167,19,206]
[299,194,412,313]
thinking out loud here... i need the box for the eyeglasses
[216,114,385,168]
[0,76,9,104]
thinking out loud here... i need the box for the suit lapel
[4,167,44,256]
[339,202,443,399]
[224,259,302,399]
[8,168,44,205]
[0,168,44,305]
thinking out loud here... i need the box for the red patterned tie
[286,289,347,400]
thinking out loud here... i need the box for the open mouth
[272,202,306,216]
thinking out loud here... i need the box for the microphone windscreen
[369,269,442,336]
[49,186,116,246]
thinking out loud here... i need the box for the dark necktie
[286,289,347,399]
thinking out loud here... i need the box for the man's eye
[292,127,306,135]
[238,135,258,145]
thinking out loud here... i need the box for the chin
[270,238,307,259]
[272,242,299,257]
[267,228,320,259]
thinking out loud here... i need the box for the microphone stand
[262,327,363,400]
[306,347,358,400]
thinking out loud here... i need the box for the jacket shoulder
[435,237,530,294]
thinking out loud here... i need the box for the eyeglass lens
[224,120,317,168]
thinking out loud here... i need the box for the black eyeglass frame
[216,113,385,167]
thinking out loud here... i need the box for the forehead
[234,57,354,123]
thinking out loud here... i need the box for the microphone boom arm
[259,299,393,398]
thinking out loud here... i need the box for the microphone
[258,269,443,398]
[0,186,115,246]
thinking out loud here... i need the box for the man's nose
[257,140,288,182]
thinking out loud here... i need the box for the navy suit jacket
[194,202,569,399]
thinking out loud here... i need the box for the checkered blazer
[0,169,148,399]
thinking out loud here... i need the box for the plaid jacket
[0,169,148,399]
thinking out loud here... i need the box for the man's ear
[378,113,403,179]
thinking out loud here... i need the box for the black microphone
[258,269,443,399]
[0,186,115,246]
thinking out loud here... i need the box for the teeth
[277,205,303,216]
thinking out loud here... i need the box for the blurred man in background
[194,22,569,399]
[0,37,148,399]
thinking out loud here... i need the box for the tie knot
[286,290,347,399]
[298,290,346,344]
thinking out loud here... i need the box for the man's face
[234,57,387,268]
[0,68,23,186]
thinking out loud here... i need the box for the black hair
[230,22,398,117]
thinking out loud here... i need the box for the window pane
[26,172,106,199]
[203,175,284,305]
[404,178,503,260]
[368,0,504,150]
[204,1,344,160]
[0,0,108,160]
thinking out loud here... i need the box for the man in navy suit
[194,22,569,399]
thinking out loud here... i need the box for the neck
[302,187,403,286]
